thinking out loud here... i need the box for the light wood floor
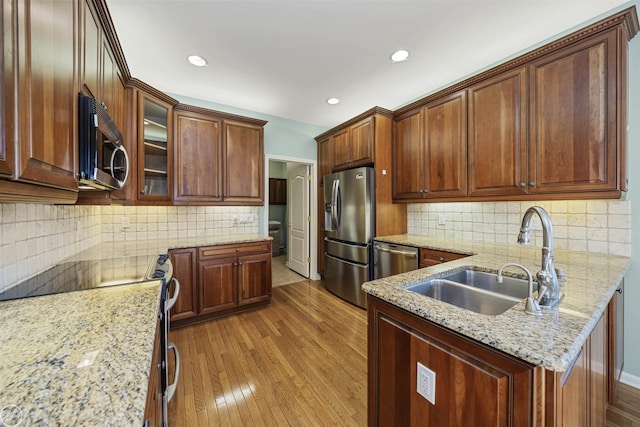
[168,280,368,426]
[168,280,640,426]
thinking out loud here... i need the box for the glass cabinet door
[139,94,171,200]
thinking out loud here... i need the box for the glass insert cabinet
[138,94,172,200]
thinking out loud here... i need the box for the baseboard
[620,371,640,389]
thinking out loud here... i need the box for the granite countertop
[364,235,630,372]
[0,281,162,426]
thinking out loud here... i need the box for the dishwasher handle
[374,244,418,258]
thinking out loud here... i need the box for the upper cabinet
[392,8,638,203]
[138,91,173,202]
[0,0,79,203]
[393,91,467,200]
[173,105,266,205]
[529,30,620,194]
[332,116,374,170]
[317,135,333,186]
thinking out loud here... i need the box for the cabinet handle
[439,257,445,262]
[233,262,238,266]
[519,182,526,188]
[529,181,537,187]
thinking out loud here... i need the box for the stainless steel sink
[437,269,530,299]
[405,268,531,315]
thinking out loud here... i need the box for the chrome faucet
[497,263,547,315]
[517,206,560,307]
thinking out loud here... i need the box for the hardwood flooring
[168,279,640,426]
[168,280,368,426]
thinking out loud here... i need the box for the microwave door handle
[110,145,130,187]
[331,179,340,230]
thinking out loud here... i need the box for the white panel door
[287,164,310,278]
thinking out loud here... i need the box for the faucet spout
[497,262,542,315]
[518,206,560,307]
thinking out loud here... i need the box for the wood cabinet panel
[238,253,272,305]
[350,116,374,165]
[0,1,14,178]
[223,120,264,204]
[317,136,332,185]
[269,178,286,205]
[590,313,607,426]
[332,127,351,170]
[15,0,78,191]
[419,248,468,268]
[199,257,237,315]
[368,297,534,427]
[138,92,172,201]
[143,322,162,427]
[392,109,424,200]
[529,31,618,194]
[198,241,270,260]
[81,0,100,99]
[468,67,528,196]
[169,248,198,321]
[608,280,624,404]
[174,111,223,202]
[424,91,467,198]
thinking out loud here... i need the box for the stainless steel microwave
[78,94,129,190]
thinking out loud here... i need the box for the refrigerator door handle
[331,179,340,230]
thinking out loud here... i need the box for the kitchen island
[364,235,629,426]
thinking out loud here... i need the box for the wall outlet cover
[417,362,436,405]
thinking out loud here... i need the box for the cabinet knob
[529,181,537,187]
[439,257,445,262]
[519,182,526,188]
[616,287,623,294]
[236,248,240,252]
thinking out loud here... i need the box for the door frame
[264,154,319,280]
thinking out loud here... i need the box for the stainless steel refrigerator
[323,167,374,309]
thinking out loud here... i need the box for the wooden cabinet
[468,67,528,196]
[369,295,613,427]
[268,178,287,205]
[332,116,374,170]
[368,296,534,426]
[170,241,272,327]
[419,248,469,268]
[223,120,264,204]
[317,135,333,186]
[169,248,198,321]
[529,30,620,195]
[81,0,100,100]
[143,320,162,427]
[0,0,79,203]
[393,91,467,201]
[174,109,223,203]
[138,92,173,201]
[608,280,624,403]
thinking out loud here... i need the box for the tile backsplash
[0,204,259,292]
[408,200,631,257]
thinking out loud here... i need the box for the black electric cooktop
[0,254,165,302]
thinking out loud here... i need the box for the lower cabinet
[419,248,469,268]
[143,321,162,427]
[169,240,272,327]
[368,295,613,427]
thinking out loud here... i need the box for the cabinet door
[529,31,618,194]
[199,257,238,314]
[101,40,116,114]
[0,1,14,178]
[238,252,272,306]
[608,281,624,403]
[393,109,425,200]
[424,91,467,198]
[80,0,100,99]
[468,67,528,196]
[317,135,333,185]
[589,314,607,426]
[169,248,198,321]
[139,93,172,201]
[331,127,351,170]
[174,111,223,202]
[15,0,78,191]
[223,120,263,204]
[350,116,374,166]
[419,248,468,268]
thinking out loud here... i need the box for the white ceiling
[106,0,630,128]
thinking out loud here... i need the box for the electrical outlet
[122,216,131,229]
[417,362,436,405]
[438,214,446,225]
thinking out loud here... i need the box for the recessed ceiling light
[390,49,410,62]
[326,97,340,105]
[187,55,208,67]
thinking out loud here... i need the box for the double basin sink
[405,268,532,315]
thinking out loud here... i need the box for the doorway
[265,155,319,281]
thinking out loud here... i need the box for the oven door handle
[167,342,180,402]
[166,278,180,312]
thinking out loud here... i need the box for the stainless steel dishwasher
[373,241,419,279]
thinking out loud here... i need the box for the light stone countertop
[365,235,630,372]
[0,280,162,426]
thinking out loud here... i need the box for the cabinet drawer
[419,248,468,267]
[198,241,271,260]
